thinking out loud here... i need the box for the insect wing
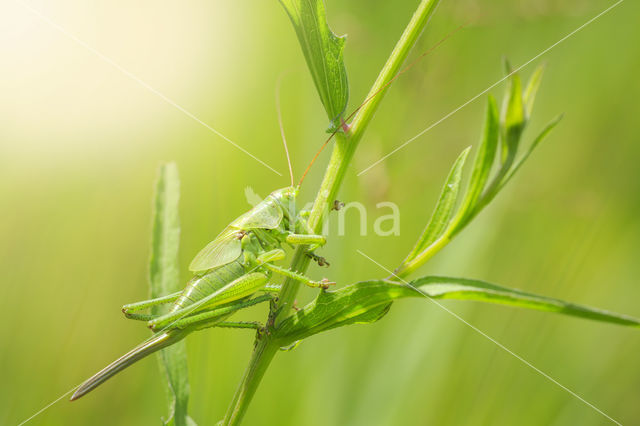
[233,197,283,229]
[189,228,242,272]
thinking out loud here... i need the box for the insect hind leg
[169,294,273,330]
[148,272,269,331]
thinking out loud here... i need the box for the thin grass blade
[149,163,196,426]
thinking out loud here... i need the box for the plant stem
[394,232,449,278]
[222,1,441,424]
[221,337,278,424]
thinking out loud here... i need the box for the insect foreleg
[122,291,183,318]
[289,214,326,250]
[259,262,334,289]
[285,233,326,246]
[255,249,286,264]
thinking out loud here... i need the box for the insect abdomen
[171,260,245,312]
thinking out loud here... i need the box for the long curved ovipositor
[70,329,188,401]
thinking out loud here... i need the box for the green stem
[222,1,441,424]
[394,232,449,278]
[221,338,278,424]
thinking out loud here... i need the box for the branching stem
[222,1,441,424]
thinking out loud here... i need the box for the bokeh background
[2,0,639,425]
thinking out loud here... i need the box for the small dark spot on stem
[332,200,345,211]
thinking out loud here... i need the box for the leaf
[149,163,196,426]
[275,283,395,343]
[276,276,640,344]
[410,276,639,327]
[279,0,349,129]
[523,65,544,119]
[396,68,561,277]
[501,72,525,164]
[404,147,470,262]
[497,114,563,192]
[454,95,499,226]
[150,163,181,305]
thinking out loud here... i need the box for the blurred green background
[2,0,639,425]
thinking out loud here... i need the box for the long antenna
[276,73,295,187]
[297,23,468,188]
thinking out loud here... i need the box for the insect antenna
[297,22,468,188]
[276,73,295,187]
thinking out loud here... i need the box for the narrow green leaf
[497,114,563,192]
[410,276,639,327]
[404,147,470,262]
[523,65,544,119]
[149,163,195,426]
[502,57,513,75]
[456,95,499,223]
[501,72,525,163]
[279,0,349,129]
[277,276,640,344]
[150,163,181,304]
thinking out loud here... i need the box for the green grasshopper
[71,180,331,400]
